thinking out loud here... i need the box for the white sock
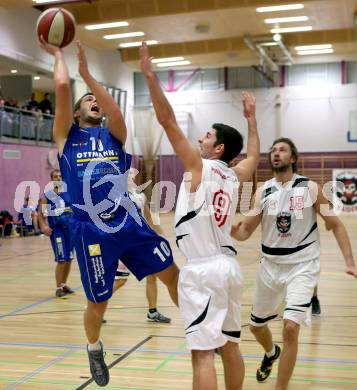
[88,339,102,352]
[266,345,276,358]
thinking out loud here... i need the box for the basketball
[36,8,76,48]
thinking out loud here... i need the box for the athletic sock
[148,308,157,314]
[266,345,276,358]
[88,339,102,352]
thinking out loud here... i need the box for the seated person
[0,210,13,237]
[17,197,41,235]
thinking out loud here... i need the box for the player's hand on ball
[39,35,62,56]
[140,42,154,77]
[242,91,256,119]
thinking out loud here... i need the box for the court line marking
[2,348,77,390]
[154,340,187,372]
[0,287,82,319]
[1,339,357,365]
[3,306,356,320]
[75,336,152,390]
[0,248,50,262]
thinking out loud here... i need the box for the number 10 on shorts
[153,241,171,262]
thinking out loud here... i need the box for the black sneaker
[311,296,321,315]
[87,341,109,387]
[256,344,281,382]
[62,285,75,294]
[147,311,171,323]
[55,288,67,299]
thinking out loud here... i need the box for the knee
[119,278,128,287]
[192,350,214,366]
[87,301,107,317]
[146,275,156,285]
[113,278,126,292]
[250,324,263,335]
[220,341,239,358]
[159,264,179,286]
[282,320,299,343]
[169,264,180,282]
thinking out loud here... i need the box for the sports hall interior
[0,0,356,389]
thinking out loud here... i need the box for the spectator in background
[38,169,75,298]
[17,197,41,235]
[4,97,19,111]
[0,210,13,237]
[26,93,39,111]
[39,93,53,115]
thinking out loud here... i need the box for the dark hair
[50,169,60,180]
[73,92,93,124]
[212,123,244,163]
[269,137,299,172]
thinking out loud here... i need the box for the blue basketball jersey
[44,190,72,229]
[59,123,132,220]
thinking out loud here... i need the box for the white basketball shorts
[250,257,320,327]
[178,254,243,350]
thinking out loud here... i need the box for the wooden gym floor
[0,213,356,389]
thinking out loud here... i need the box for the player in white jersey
[232,137,357,390]
[140,42,260,390]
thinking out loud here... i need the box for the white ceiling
[1,0,357,72]
[0,54,54,92]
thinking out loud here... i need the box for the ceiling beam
[283,28,356,46]
[66,0,317,25]
[119,28,356,62]
[120,37,246,62]
[33,0,92,11]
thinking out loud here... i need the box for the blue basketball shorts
[70,215,174,303]
[50,225,74,262]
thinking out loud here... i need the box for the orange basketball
[36,8,76,48]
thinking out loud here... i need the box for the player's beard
[271,162,291,173]
[83,113,103,126]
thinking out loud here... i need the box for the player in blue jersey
[39,38,180,387]
[38,169,75,298]
[112,168,171,324]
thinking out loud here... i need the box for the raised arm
[139,42,201,175]
[231,188,263,241]
[39,36,72,156]
[232,92,260,182]
[76,41,127,144]
[312,182,357,278]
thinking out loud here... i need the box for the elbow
[157,115,174,128]
[55,79,70,92]
[156,114,170,125]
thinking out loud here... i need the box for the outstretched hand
[76,40,90,78]
[345,266,357,278]
[242,91,256,119]
[139,42,154,77]
[38,35,62,56]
